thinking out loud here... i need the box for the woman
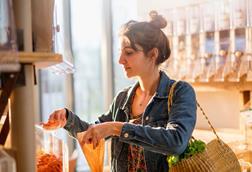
[47,11,196,172]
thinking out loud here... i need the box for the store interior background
[1,0,251,171]
[38,0,243,171]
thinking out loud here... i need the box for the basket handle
[168,81,221,142]
[196,101,221,141]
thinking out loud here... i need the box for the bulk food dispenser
[244,0,252,81]
[35,125,68,172]
[223,0,247,82]
[198,1,216,82]
[172,7,187,80]
[185,4,200,82]
[212,0,231,82]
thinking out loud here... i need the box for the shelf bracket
[0,72,18,145]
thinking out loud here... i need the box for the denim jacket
[64,71,196,172]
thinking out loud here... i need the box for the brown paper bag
[77,133,105,172]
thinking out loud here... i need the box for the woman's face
[118,37,155,78]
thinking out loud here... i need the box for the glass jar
[0,148,16,172]
[243,53,252,81]
[231,0,246,29]
[216,0,231,30]
[247,0,252,27]
[173,7,186,36]
[200,1,215,32]
[35,125,68,172]
[186,5,200,35]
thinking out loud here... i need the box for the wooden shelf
[18,52,63,69]
[190,75,252,91]
[192,81,252,91]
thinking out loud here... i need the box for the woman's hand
[43,109,67,130]
[78,122,124,149]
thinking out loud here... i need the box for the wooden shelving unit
[0,52,63,172]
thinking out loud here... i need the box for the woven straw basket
[168,81,241,172]
[169,149,216,172]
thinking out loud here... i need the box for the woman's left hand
[78,122,124,149]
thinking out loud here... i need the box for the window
[70,0,103,171]
[111,0,138,93]
[40,1,139,171]
[39,70,67,121]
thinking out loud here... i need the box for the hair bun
[149,10,167,29]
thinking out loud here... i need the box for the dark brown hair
[119,10,171,65]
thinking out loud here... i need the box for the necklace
[138,96,145,107]
[132,89,145,107]
[138,93,152,107]
[133,87,154,108]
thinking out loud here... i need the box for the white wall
[195,90,241,129]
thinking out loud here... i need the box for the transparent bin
[200,1,215,32]
[0,148,16,172]
[216,0,231,31]
[0,0,20,72]
[35,125,68,172]
[231,0,246,29]
[186,4,200,34]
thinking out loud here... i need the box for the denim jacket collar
[154,71,173,99]
[121,82,139,112]
[121,71,173,111]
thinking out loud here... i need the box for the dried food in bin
[37,153,62,172]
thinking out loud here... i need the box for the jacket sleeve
[63,109,90,138]
[64,89,128,138]
[118,81,197,156]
